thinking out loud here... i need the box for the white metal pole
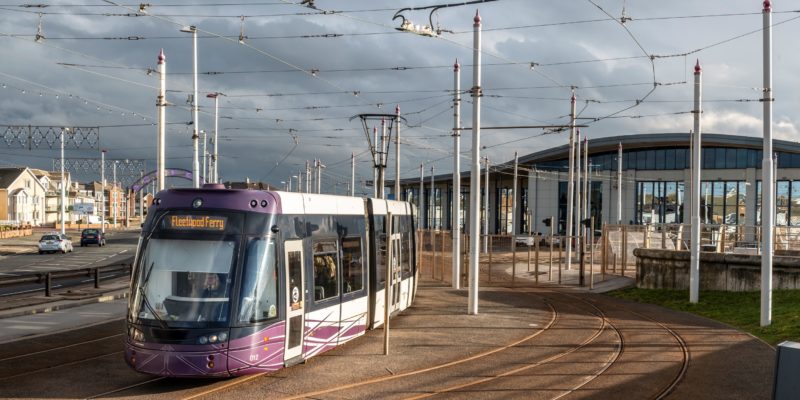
[202,130,207,184]
[395,105,401,199]
[761,1,774,326]
[157,49,166,191]
[512,151,518,255]
[317,160,323,194]
[213,94,219,183]
[373,128,378,198]
[576,129,582,249]
[351,152,355,197]
[690,60,702,304]
[419,163,425,228]
[483,156,489,253]
[566,92,576,271]
[101,149,106,234]
[298,169,303,193]
[430,166,435,230]
[452,59,462,290]
[468,10,482,315]
[60,127,66,235]
[584,136,589,238]
[617,142,622,223]
[380,118,387,199]
[113,162,117,228]
[189,27,200,188]
[139,170,144,218]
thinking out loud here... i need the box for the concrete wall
[634,248,800,291]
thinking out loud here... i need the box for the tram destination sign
[165,215,227,231]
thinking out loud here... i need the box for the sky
[0,0,797,194]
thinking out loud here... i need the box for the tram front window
[132,238,236,325]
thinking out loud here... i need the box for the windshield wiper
[138,285,168,329]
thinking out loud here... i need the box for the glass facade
[496,187,513,234]
[521,188,529,234]
[698,181,746,225]
[424,188,442,229]
[635,181,685,224]
[537,146,800,172]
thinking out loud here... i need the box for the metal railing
[0,262,131,297]
[417,229,606,288]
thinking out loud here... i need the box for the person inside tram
[200,273,226,298]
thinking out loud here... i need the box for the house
[0,167,47,226]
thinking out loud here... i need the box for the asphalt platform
[0,252,778,399]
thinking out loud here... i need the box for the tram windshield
[131,237,237,325]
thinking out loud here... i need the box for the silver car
[38,233,74,254]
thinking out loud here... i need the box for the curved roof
[397,133,800,184]
[519,133,800,165]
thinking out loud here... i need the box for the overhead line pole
[468,10,482,315]
[395,106,401,200]
[452,58,462,290]
[690,61,702,304]
[566,91,576,271]
[761,0,774,326]
[157,49,166,191]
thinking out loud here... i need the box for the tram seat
[314,286,325,300]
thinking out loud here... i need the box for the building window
[636,181,684,224]
[699,181,746,225]
[558,181,568,234]
[521,188,529,234]
[496,187,513,234]
[425,188,441,229]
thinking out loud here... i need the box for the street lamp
[60,127,70,235]
[180,25,200,188]
[201,129,207,183]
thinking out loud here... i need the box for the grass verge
[606,288,800,345]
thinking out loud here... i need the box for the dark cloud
[0,1,795,192]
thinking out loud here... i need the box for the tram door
[284,240,304,362]
[389,232,402,312]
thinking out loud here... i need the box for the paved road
[0,230,139,276]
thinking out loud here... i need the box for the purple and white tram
[125,184,417,377]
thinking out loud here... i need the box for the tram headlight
[129,326,144,342]
[218,332,228,342]
[209,334,218,343]
[198,336,209,345]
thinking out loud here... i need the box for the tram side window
[313,240,339,301]
[238,237,278,323]
[341,237,363,293]
[396,216,413,276]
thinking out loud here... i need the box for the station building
[398,133,800,236]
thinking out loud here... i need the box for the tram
[124,184,417,377]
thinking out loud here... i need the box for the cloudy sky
[0,0,797,193]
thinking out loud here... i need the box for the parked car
[38,233,74,254]
[80,228,106,247]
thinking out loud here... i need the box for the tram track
[173,289,560,400]
[0,335,125,380]
[0,285,703,399]
[183,288,622,400]
[581,295,690,400]
[201,287,690,400]
[400,289,624,400]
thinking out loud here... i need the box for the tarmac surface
[0,241,778,399]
